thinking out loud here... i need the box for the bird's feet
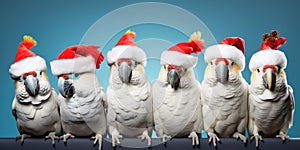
[91,134,102,150]
[16,134,31,144]
[250,134,263,147]
[188,131,199,146]
[208,132,220,147]
[60,133,75,143]
[45,132,59,145]
[111,133,122,147]
[138,130,151,146]
[233,132,247,143]
[276,132,290,141]
[161,134,171,144]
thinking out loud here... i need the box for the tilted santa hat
[50,45,104,76]
[107,30,147,66]
[9,35,47,78]
[204,37,245,70]
[160,31,205,68]
[249,30,287,71]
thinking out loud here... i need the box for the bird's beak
[167,69,180,90]
[263,68,276,91]
[119,62,132,84]
[215,61,229,84]
[58,77,74,98]
[24,75,39,97]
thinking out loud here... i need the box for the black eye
[257,69,260,73]
[163,65,166,70]
[210,61,213,65]
[231,62,234,66]
[40,72,42,75]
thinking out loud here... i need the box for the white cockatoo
[10,35,61,145]
[106,30,153,147]
[50,45,107,150]
[248,30,294,147]
[201,37,248,147]
[152,32,204,146]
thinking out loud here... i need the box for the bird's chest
[253,99,288,130]
[61,96,99,122]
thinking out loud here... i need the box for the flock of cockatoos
[9,30,294,149]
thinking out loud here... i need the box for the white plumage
[201,58,248,147]
[12,72,61,145]
[107,64,153,147]
[248,66,294,147]
[153,66,203,146]
[58,72,107,150]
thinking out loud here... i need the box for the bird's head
[57,73,80,98]
[14,71,49,97]
[115,58,143,84]
[251,64,285,91]
[207,57,241,84]
[163,64,187,90]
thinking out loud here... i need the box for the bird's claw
[16,134,31,144]
[45,132,59,145]
[91,134,102,150]
[276,133,290,141]
[161,134,171,144]
[188,131,199,146]
[233,132,247,143]
[208,132,220,147]
[60,133,75,142]
[112,133,122,147]
[138,131,151,146]
[250,134,263,147]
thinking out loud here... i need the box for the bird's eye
[132,60,138,68]
[18,76,23,82]
[277,66,281,74]
[257,69,260,73]
[231,62,234,66]
[163,65,167,70]
[69,73,80,80]
[210,61,213,65]
[37,71,42,77]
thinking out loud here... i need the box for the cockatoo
[201,37,248,147]
[106,30,153,147]
[9,35,61,145]
[248,30,294,147]
[152,32,204,146]
[50,45,107,150]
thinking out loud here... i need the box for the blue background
[0,0,299,138]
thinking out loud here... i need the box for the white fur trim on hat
[107,45,147,66]
[249,49,287,71]
[160,51,198,68]
[9,56,47,78]
[204,44,245,70]
[50,56,95,75]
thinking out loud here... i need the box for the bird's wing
[288,85,295,128]
[12,97,17,120]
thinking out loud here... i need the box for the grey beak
[263,69,276,91]
[24,75,39,97]
[58,77,74,98]
[119,62,132,84]
[215,61,229,84]
[167,69,180,90]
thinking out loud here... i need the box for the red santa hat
[204,37,245,70]
[50,45,104,75]
[107,30,147,66]
[9,35,47,78]
[160,31,205,68]
[249,30,287,71]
